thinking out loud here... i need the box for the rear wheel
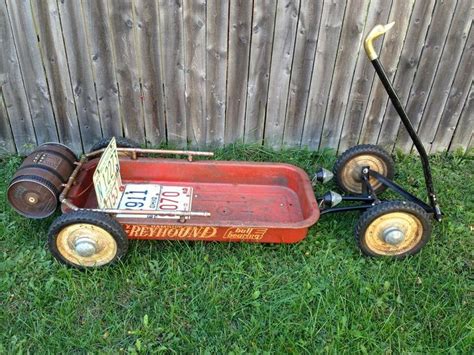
[333,144,394,195]
[90,136,140,155]
[48,211,128,269]
[355,201,432,257]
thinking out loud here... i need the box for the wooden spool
[7,143,76,218]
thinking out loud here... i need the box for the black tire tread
[355,201,432,258]
[90,136,140,153]
[48,211,128,268]
[333,144,395,194]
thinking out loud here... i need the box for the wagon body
[64,157,320,243]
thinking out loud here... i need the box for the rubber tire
[355,201,432,258]
[48,211,128,269]
[89,136,140,153]
[333,144,395,195]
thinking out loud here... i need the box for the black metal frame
[317,50,442,222]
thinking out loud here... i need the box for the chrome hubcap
[74,236,98,257]
[382,227,405,245]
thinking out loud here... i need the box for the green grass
[0,145,472,353]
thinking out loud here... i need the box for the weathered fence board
[206,0,228,146]
[6,0,57,145]
[135,0,166,146]
[431,29,473,153]
[1,0,471,155]
[264,0,300,148]
[375,0,433,149]
[31,0,83,152]
[283,0,324,147]
[0,89,16,153]
[302,0,346,150]
[449,84,473,152]
[395,0,457,152]
[1,1,37,155]
[82,0,123,139]
[183,0,207,147]
[58,0,102,151]
[108,0,145,145]
[319,0,370,150]
[244,0,277,144]
[415,0,471,153]
[338,0,392,152]
[159,0,187,147]
[225,0,252,144]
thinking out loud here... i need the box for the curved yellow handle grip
[364,22,395,60]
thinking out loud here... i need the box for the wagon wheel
[48,211,128,269]
[90,136,141,158]
[355,201,432,257]
[333,144,395,195]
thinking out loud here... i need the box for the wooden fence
[0,0,472,155]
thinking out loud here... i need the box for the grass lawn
[0,145,472,353]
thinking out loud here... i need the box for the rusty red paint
[64,157,319,243]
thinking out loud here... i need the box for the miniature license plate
[116,184,193,219]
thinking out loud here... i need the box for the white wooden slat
[449,84,473,153]
[0,89,16,154]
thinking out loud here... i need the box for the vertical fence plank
[6,0,57,145]
[372,0,435,149]
[431,29,473,153]
[82,0,122,138]
[0,1,36,154]
[206,0,228,146]
[0,89,16,154]
[319,0,369,150]
[134,0,166,146]
[183,0,207,147]
[31,0,82,153]
[58,0,102,151]
[244,0,277,143]
[225,0,252,144]
[159,0,187,147]
[108,0,145,145]
[395,0,457,152]
[415,1,471,152]
[283,0,323,147]
[337,0,392,153]
[449,84,473,152]
[301,0,346,149]
[264,0,300,148]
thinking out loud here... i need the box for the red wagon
[7,24,442,268]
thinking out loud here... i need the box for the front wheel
[355,201,432,257]
[48,211,128,269]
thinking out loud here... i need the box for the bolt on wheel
[355,201,432,257]
[48,211,128,269]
